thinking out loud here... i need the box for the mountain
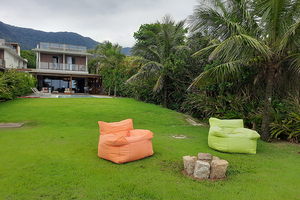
[122,47,131,56]
[0,21,131,55]
[0,21,99,50]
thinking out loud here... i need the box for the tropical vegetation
[126,14,188,108]
[187,0,300,142]
[89,41,141,96]
[86,0,297,143]
[0,70,36,102]
[98,57,140,96]
[20,50,36,68]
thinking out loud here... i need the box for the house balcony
[37,62,88,73]
[0,39,14,51]
[39,42,87,53]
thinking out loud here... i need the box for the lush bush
[181,60,262,126]
[181,92,263,128]
[0,70,36,102]
[125,78,163,104]
[99,60,139,97]
[270,95,300,143]
[125,50,205,110]
[87,58,99,74]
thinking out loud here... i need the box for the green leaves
[98,59,139,96]
[20,50,36,68]
[0,70,36,102]
[270,95,300,142]
[89,40,126,73]
[128,15,189,107]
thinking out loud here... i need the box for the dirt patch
[185,117,205,126]
[0,123,24,128]
[171,135,187,139]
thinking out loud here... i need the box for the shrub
[181,92,263,129]
[125,78,162,105]
[99,61,139,97]
[270,95,300,143]
[0,70,36,102]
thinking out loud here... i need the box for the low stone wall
[183,153,228,180]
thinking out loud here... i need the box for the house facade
[0,38,28,71]
[30,42,102,94]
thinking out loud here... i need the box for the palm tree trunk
[261,65,276,141]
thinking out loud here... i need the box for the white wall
[4,49,26,69]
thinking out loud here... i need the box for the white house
[0,38,28,71]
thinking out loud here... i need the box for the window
[52,56,59,69]
[52,56,59,63]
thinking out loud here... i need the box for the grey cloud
[0,0,197,47]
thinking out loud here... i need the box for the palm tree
[126,14,187,107]
[89,41,125,72]
[188,0,300,141]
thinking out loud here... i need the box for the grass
[0,98,299,200]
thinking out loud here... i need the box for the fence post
[108,87,110,96]
[114,86,116,97]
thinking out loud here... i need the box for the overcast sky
[1,0,198,47]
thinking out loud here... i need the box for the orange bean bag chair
[97,119,154,164]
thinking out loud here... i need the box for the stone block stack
[183,153,228,180]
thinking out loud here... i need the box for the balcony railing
[0,39,14,51]
[39,62,87,72]
[39,42,87,53]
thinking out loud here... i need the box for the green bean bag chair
[208,118,260,154]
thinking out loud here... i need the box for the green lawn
[0,98,299,200]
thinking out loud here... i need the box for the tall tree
[127,14,187,107]
[20,50,36,68]
[188,0,300,141]
[88,40,125,73]
[133,23,161,47]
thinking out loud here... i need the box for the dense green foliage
[20,50,36,68]
[0,98,300,199]
[133,23,161,47]
[88,41,138,96]
[187,0,300,141]
[99,59,140,96]
[127,15,189,107]
[126,48,205,109]
[182,60,263,127]
[88,41,126,75]
[270,95,300,142]
[87,2,300,142]
[0,70,36,102]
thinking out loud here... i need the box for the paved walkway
[20,93,113,98]
[0,123,24,128]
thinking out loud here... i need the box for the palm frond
[153,75,165,93]
[130,59,149,66]
[287,54,300,74]
[210,34,271,61]
[125,61,163,84]
[277,19,300,54]
[131,44,162,63]
[189,0,254,41]
[192,44,219,58]
[187,59,244,91]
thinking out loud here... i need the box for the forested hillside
[0,21,99,50]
